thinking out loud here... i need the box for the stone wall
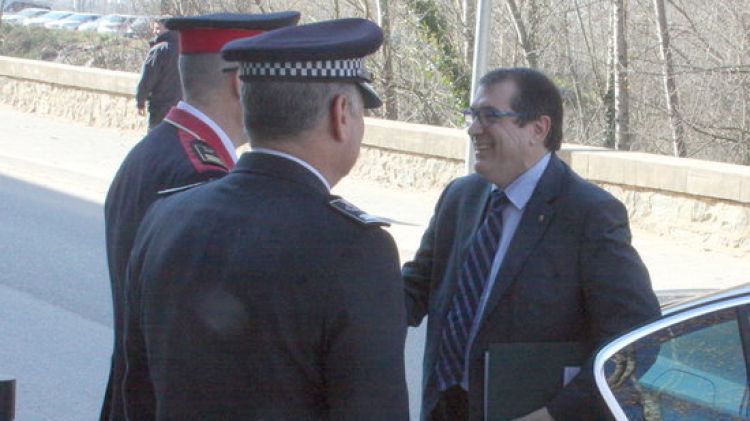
[0,76,146,131]
[1,55,749,255]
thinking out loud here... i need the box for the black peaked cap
[163,12,301,31]
[221,18,383,62]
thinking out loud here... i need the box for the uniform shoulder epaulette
[158,181,205,196]
[191,139,229,170]
[328,197,390,227]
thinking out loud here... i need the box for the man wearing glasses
[402,68,660,421]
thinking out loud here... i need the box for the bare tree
[0,0,5,29]
[613,0,631,150]
[504,0,538,68]
[377,0,398,119]
[603,4,616,148]
[652,0,686,157]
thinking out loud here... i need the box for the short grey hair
[179,54,232,105]
[241,80,362,144]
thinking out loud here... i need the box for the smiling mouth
[473,141,492,152]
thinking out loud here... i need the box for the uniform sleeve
[401,181,453,326]
[547,197,661,420]
[324,228,409,421]
[121,214,158,420]
[136,45,163,108]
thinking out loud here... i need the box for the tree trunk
[603,5,616,149]
[505,0,538,68]
[333,0,341,18]
[653,0,686,157]
[562,11,585,142]
[613,0,631,150]
[377,0,398,119]
[462,0,475,68]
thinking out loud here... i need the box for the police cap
[163,12,301,54]
[221,18,384,108]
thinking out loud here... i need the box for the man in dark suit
[102,12,301,421]
[402,68,661,421]
[121,18,409,420]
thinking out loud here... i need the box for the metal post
[0,377,15,421]
[466,0,493,174]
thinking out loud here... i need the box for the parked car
[76,16,102,32]
[95,14,134,35]
[595,283,750,420]
[124,15,152,38]
[2,0,51,13]
[0,6,48,24]
[23,10,71,27]
[45,12,100,30]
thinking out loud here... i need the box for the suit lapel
[478,155,566,328]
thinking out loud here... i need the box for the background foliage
[1,0,749,165]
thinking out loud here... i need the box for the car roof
[661,281,750,315]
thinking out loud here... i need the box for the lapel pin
[538,214,545,224]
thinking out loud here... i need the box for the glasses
[221,66,239,73]
[463,107,521,127]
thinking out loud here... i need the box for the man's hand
[512,407,554,421]
[137,106,146,117]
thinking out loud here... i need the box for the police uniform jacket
[102,106,234,420]
[122,151,409,420]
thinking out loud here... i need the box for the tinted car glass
[603,306,750,420]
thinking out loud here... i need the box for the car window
[603,306,750,420]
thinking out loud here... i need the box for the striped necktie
[435,190,509,390]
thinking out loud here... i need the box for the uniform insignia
[329,198,390,227]
[158,181,205,196]
[192,139,228,169]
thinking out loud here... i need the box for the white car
[76,16,102,32]
[95,14,134,35]
[1,7,49,25]
[45,12,100,30]
[23,10,71,27]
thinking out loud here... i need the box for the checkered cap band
[240,58,368,80]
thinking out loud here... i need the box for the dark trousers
[430,386,469,421]
[148,106,170,130]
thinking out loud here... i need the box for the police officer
[102,12,301,421]
[121,18,409,420]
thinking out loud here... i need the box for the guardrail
[0,55,748,253]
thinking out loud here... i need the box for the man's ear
[329,94,349,142]
[532,115,551,145]
[230,72,242,100]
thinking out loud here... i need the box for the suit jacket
[402,153,660,420]
[102,106,234,421]
[122,152,409,420]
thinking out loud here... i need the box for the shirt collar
[176,101,238,164]
[249,148,332,192]
[495,152,551,210]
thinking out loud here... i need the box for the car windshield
[101,15,126,23]
[68,14,97,22]
[17,8,46,17]
[41,11,70,19]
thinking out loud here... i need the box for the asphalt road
[0,107,427,420]
[0,175,112,420]
[1,105,748,420]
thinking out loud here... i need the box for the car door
[594,295,750,420]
